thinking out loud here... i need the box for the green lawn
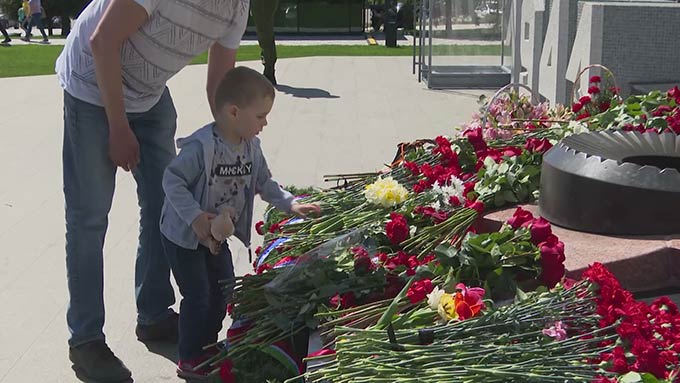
[0,44,502,78]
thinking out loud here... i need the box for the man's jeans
[63,89,177,347]
[161,236,234,360]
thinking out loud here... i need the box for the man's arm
[89,0,149,171]
[206,42,237,118]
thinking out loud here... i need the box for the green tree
[0,0,22,21]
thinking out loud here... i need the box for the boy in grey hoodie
[160,66,320,379]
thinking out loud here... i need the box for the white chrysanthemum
[364,177,409,208]
[433,175,465,203]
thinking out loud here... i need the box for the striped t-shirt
[56,0,249,113]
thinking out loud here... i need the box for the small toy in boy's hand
[290,202,322,218]
[211,206,236,242]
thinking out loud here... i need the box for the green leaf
[376,277,414,330]
[502,190,518,203]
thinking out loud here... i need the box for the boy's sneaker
[177,358,212,380]
[69,340,132,383]
[135,312,179,342]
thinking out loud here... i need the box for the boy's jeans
[63,89,177,347]
[161,236,234,360]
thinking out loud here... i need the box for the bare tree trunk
[445,0,452,37]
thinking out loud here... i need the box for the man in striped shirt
[55,1,249,381]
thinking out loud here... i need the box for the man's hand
[192,212,217,242]
[108,119,140,171]
[290,203,321,218]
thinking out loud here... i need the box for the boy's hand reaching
[192,212,216,242]
[291,203,321,218]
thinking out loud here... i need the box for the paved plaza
[0,56,489,382]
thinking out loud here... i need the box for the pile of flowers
[303,264,680,383]
[205,82,680,383]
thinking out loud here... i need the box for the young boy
[160,66,320,379]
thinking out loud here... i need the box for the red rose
[465,199,485,214]
[385,213,410,245]
[329,293,341,308]
[609,86,620,95]
[226,303,233,315]
[501,146,522,157]
[269,222,281,233]
[530,217,552,244]
[463,182,476,199]
[589,75,601,83]
[576,111,591,120]
[507,207,534,228]
[667,86,680,104]
[341,292,356,308]
[538,234,566,288]
[572,102,583,113]
[354,255,374,275]
[579,95,592,104]
[463,127,488,153]
[420,254,436,265]
[255,246,262,255]
[256,263,272,274]
[525,138,553,153]
[588,86,601,94]
[255,221,265,235]
[449,196,461,206]
[219,359,236,383]
[351,246,369,259]
[407,279,434,304]
[652,105,672,117]
[330,293,355,309]
[384,274,404,298]
[598,101,611,112]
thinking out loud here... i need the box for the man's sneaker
[1,38,10,44]
[135,312,179,342]
[177,358,212,380]
[69,340,132,383]
[41,38,49,44]
[20,37,29,42]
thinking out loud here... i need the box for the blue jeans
[27,12,47,39]
[63,89,177,347]
[161,236,234,360]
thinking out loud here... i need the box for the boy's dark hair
[214,66,275,110]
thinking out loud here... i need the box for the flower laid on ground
[364,176,409,207]
[542,321,568,341]
[212,83,680,383]
[302,264,680,383]
[436,283,486,321]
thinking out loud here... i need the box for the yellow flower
[438,293,458,321]
[364,177,409,207]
